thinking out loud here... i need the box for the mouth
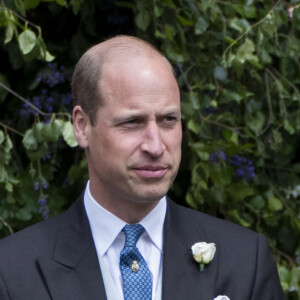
[132,165,168,179]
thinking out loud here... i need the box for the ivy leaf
[18,29,37,55]
[265,190,283,211]
[221,90,243,104]
[186,192,198,210]
[154,5,163,18]
[190,142,210,161]
[235,38,259,64]
[56,0,67,6]
[278,265,291,291]
[214,66,227,81]
[194,17,208,35]
[14,0,26,16]
[187,119,200,134]
[36,37,55,62]
[5,181,13,192]
[244,6,257,18]
[4,21,15,44]
[223,129,238,145]
[233,38,261,76]
[16,206,32,221]
[177,15,194,26]
[284,119,295,135]
[24,0,40,9]
[27,142,48,161]
[250,195,265,210]
[45,51,55,62]
[61,121,78,147]
[33,122,45,143]
[70,0,82,14]
[209,164,231,187]
[164,24,175,41]
[4,135,13,153]
[245,111,265,136]
[42,121,61,142]
[227,184,255,201]
[230,18,250,33]
[22,129,38,151]
[135,12,150,31]
[0,130,4,144]
[228,209,252,227]
[188,92,200,109]
[68,157,88,182]
[0,166,8,183]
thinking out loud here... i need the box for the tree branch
[0,217,13,235]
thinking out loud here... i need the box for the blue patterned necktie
[120,224,152,300]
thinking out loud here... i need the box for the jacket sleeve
[250,234,286,300]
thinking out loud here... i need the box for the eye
[124,119,140,125]
[161,115,178,127]
[120,119,143,129]
[165,116,177,122]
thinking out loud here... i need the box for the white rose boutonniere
[191,242,216,271]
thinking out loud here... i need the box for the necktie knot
[122,224,145,248]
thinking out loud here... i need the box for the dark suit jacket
[0,196,285,300]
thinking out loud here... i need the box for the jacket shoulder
[169,200,258,240]
[0,197,82,256]
[166,199,264,261]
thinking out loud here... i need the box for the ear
[73,105,90,149]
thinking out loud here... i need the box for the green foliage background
[0,0,299,297]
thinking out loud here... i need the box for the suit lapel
[37,198,107,300]
[162,200,216,300]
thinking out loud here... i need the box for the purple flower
[38,197,49,219]
[21,63,72,118]
[38,198,47,206]
[34,182,39,191]
[36,63,67,88]
[210,151,227,163]
[62,92,73,105]
[42,152,51,161]
[228,155,255,181]
[42,182,49,189]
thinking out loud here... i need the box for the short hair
[72,35,175,126]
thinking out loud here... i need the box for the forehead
[99,56,179,106]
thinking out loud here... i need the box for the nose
[140,122,165,158]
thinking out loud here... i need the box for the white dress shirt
[84,181,166,299]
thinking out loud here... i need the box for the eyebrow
[112,108,181,124]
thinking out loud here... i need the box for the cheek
[101,132,141,159]
[164,129,182,151]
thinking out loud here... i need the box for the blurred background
[0,0,299,298]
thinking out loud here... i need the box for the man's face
[81,55,182,207]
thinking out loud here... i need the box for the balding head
[72,35,176,125]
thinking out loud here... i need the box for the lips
[132,165,168,179]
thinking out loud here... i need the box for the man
[0,36,284,299]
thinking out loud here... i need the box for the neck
[89,182,160,224]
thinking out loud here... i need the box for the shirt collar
[84,180,166,257]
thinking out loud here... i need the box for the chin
[127,178,174,203]
[134,187,168,203]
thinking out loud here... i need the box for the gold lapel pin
[131,260,139,272]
